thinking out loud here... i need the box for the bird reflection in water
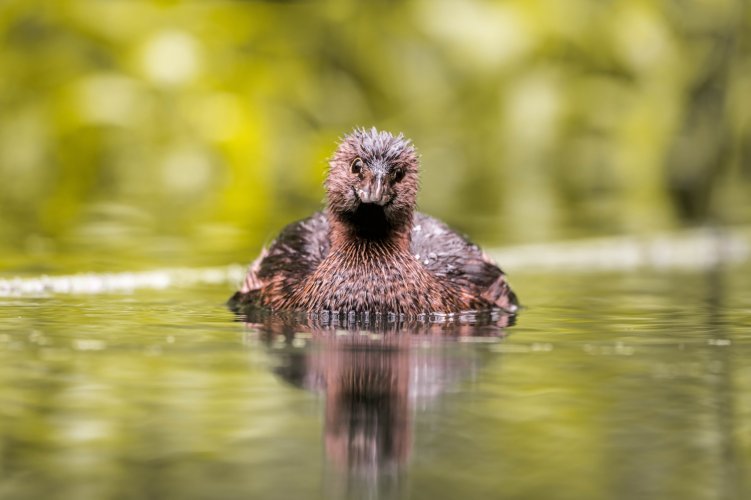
[234,307,515,495]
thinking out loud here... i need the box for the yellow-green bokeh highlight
[1,0,749,267]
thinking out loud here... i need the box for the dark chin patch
[343,202,413,240]
[343,204,392,239]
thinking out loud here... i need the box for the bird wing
[410,212,517,311]
[231,211,330,307]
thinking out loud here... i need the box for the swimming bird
[230,128,517,316]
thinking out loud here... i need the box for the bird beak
[358,174,389,206]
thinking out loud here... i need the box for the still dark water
[1,266,750,500]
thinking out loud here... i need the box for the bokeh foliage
[1,0,750,264]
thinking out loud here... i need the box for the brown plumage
[230,128,518,316]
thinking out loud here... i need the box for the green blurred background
[1,0,750,272]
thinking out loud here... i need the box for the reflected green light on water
[1,267,750,500]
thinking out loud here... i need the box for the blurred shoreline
[2,225,748,297]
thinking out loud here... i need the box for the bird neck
[327,205,413,254]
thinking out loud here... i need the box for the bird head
[326,127,419,229]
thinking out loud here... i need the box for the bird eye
[391,168,405,183]
[350,157,363,175]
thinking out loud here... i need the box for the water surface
[1,266,750,500]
